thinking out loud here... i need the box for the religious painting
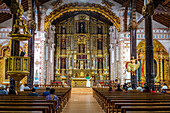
[98,39,103,50]
[79,22,85,33]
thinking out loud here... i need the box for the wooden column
[130,0,137,88]
[28,0,35,88]
[143,0,155,90]
[10,0,20,86]
[145,15,154,90]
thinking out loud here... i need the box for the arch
[45,2,120,32]
[0,46,10,57]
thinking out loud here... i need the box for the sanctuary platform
[71,88,92,94]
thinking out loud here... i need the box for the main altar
[54,14,110,84]
[71,78,92,87]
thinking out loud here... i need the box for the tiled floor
[62,89,104,113]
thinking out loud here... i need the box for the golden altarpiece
[136,39,169,86]
[54,14,110,86]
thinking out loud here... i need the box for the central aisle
[62,88,104,113]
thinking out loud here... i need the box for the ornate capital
[128,21,138,30]
[27,19,36,30]
[142,0,154,17]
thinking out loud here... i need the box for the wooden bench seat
[110,100,170,113]
[121,106,170,113]
[115,103,170,113]
[126,111,170,113]
[0,111,42,113]
[93,88,170,113]
[0,106,49,113]
[0,102,53,113]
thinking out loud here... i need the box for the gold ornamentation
[128,21,138,30]
[142,0,154,17]
[137,39,169,84]
[9,2,32,41]
[45,2,120,32]
[27,19,36,30]
[7,56,30,91]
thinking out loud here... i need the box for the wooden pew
[0,111,42,113]
[121,106,170,113]
[93,88,170,113]
[115,103,170,113]
[0,106,49,113]
[0,102,53,113]
[0,87,71,113]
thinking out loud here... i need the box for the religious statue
[79,44,85,53]
[62,40,66,49]
[62,27,66,34]
[98,26,102,34]
[80,61,84,69]
[98,40,102,49]
[126,56,140,75]
[79,22,85,33]
[86,74,91,87]
[99,59,102,69]
[61,59,65,69]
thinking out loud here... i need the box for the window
[162,35,164,38]
[138,35,140,38]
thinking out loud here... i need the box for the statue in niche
[62,26,66,34]
[80,61,84,69]
[98,40,102,49]
[79,22,85,33]
[79,44,85,53]
[62,40,66,49]
[61,59,65,69]
[75,73,78,78]
[99,59,102,69]
[98,26,102,34]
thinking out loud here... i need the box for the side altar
[71,78,92,88]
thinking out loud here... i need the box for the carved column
[28,0,36,88]
[119,38,125,85]
[39,7,46,85]
[129,0,138,88]
[143,0,155,90]
[51,26,56,84]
